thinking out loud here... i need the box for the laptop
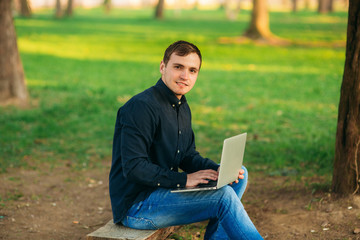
[171,133,247,193]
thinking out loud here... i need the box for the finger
[201,171,218,180]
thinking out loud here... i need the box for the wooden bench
[86,220,180,240]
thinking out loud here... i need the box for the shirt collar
[155,79,187,108]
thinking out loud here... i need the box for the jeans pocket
[122,215,158,230]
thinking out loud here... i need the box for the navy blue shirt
[109,79,219,223]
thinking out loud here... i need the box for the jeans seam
[125,215,159,230]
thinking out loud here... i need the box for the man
[109,40,263,239]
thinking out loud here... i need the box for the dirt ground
[1,160,360,240]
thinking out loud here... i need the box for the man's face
[160,52,201,100]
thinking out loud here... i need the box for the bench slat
[86,220,180,240]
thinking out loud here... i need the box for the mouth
[176,82,188,87]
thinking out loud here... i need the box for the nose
[180,69,189,79]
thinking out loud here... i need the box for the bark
[318,0,333,14]
[19,0,31,17]
[0,0,28,105]
[65,0,73,17]
[292,0,298,12]
[332,0,360,195]
[55,0,62,18]
[243,0,272,40]
[155,0,165,19]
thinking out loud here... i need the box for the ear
[160,61,165,74]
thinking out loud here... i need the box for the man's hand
[186,169,218,188]
[229,168,245,185]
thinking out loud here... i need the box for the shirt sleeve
[117,99,187,188]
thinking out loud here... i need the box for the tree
[155,0,165,19]
[55,0,62,18]
[0,0,28,105]
[19,0,32,17]
[104,0,111,14]
[318,0,334,14]
[291,0,298,12]
[65,0,73,17]
[243,0,272,41]
[332,0,360,195]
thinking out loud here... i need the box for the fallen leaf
[321,222,329,227]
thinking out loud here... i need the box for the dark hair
[163,40,202,69]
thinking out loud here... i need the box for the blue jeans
[121,166,263,240]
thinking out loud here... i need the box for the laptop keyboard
[198,180,217,187]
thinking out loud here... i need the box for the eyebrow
[172,63,199,71]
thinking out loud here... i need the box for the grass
[0,7,347,176]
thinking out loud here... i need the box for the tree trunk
[104,0,111,14]
[55,0,62,18]
[155,0,165,19]
[332,0,360,195]
[243,0,272,40]
[318,0,333,14]
[292,0,298,12]
[19,0,31,17]
[65,0,73,17]
[0,0,28,105]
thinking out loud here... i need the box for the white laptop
[171,133,247,193]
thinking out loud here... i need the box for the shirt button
[178,101,181,105]
[170,167,173,170]
[177,184,180,187]
[177,150,180,154]
[172,104,175,108]
[157,183,161,186]
[179,130,182,134]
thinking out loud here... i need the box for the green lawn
[0,7,347,176]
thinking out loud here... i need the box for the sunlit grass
[0,7,347,176]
